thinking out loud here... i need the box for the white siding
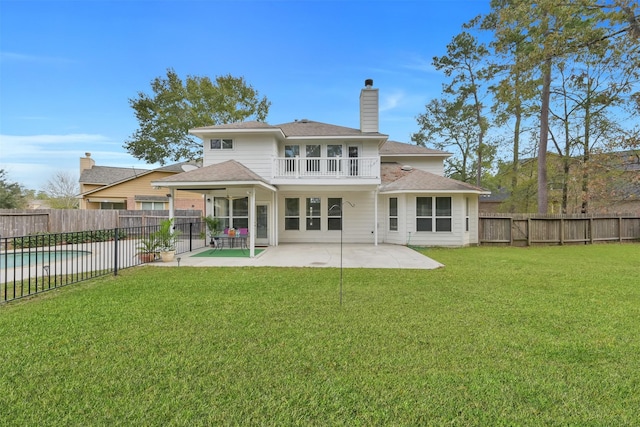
[204,134,278,180]
[278,190,376,244]
[377,193,480,247]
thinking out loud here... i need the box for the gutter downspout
[374,190,378,246]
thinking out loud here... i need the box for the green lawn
[1,245,639,425]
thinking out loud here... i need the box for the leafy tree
[125,68,271,164]
[485,0,636,213]
[0,169,28,209]
[413,98,479,183]
[42,171,79,209]
[431,31,493,187]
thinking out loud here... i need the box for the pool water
[0,250,92,269]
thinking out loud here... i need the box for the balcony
[273,157,379,180]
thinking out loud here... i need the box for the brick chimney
[80,152,95,173]
[359,78,379,133]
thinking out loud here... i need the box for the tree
[432,31,492,187]
[125,69,271,164]
[42,171,79,209]
[0,169,28,209]
[413,98,480,183]
[485,0,634,213]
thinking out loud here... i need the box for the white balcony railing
[274,157,379,179]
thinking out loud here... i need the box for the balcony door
[348,145,359,176]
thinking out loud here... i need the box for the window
[465,197,470,232]
[210,139,233,150]
[327,197,342,230]
[285,145,299,172]
[416,197,432,232]
[306,145,321,173]
[416,197,452,232]
[285,198,300,230]
[306,198,321,230]
[140,201,165,210]
[327,145,342,172]
[435,197,452,232]
[389,197,398,231]
[100,202,125,210]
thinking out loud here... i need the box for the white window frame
[210,138,233,150]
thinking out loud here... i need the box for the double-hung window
[285,198,300,230]
[389,197,398,231]
[306,197,321,230]
[416,197,452,232]
[141,201,165,210]
[210,139,233,150]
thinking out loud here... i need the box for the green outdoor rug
[192,248,264,258]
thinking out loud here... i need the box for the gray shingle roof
[190,119,387,138]
[380,140,451,156]
[153,160,268,184]
[275,120,386,137]
[191,121,277,131]
[380,163,487,193]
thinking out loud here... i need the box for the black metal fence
[1,221,207,303]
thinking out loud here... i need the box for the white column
[168,188,175,220]
[374,190,378,246]
[249,187,256,257]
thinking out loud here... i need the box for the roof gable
[153,160,267,184]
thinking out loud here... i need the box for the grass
[1,244,639,425]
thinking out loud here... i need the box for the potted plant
[156,218,181,262]
[135,234,160,263]
[203,215,221,247]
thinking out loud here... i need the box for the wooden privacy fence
[479,214,640,246]
[0,209,202,238]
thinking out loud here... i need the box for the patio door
[255,204,269,245]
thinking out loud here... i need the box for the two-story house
[152,80,488,256]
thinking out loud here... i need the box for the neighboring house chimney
[80,152,95,173]
[360,78,379,133]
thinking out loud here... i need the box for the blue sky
[0,0,490,190]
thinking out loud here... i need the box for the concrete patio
[153,243,444,269]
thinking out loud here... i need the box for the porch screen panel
[306,197,321,230]
[232,197,249,229]
[214,198,230,230]
[327,197,342,230]
[285,198,300,230]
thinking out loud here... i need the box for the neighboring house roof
[380,140,451,157]
[191,121,278,131]
[79,166,149,185]
[379,163,488,194]
[79,160,200,197]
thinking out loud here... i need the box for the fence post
[114,228,119,276]
[189,222,193,253]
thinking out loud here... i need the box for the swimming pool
[0,250,92,269]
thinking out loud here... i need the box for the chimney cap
[364,78,373,88]
[85,152,91,157]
